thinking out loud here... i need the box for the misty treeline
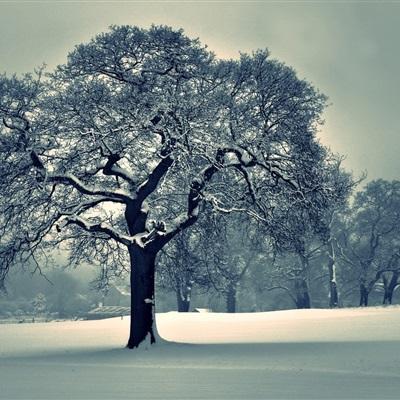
[0,269,114,320]
[0,25,398,348]
[157,179,400,312]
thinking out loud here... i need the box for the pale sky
[1,1,399,181]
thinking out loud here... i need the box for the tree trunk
[329,280,339,308]
[176,289,191,312]
[359,282,369,306]
[294,278,311,309]
[327,239,339,308]
[383,271,399,305]
[226,283,237,313]
[383,288,391,305]
[127,245,157,349]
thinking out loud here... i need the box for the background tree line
[156,179,400,312]
[1,178,398,320]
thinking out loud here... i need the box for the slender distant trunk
[359,281,369,306]
[226,283,237,313]
[176,287,191,312]
[127,245,157,349]
[327,239,339,308]
[382,274,389,305]
[253,288,263,312]
[383,271,399,305]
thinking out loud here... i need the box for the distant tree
[381,268,400,305]
[201,214,261,313]
[263,159,352,309]
[320,162,355,308]
[247,250,275,311]
[1,25,341,348]
[157,227,209,312]
[32,292,47,316]
[266,241,323,309]
[338,180,400,306]
[45,271,84,317]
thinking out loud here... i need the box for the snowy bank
[1,307,400,399]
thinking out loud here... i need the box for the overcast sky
[1,1,399,181]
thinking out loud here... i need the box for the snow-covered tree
[32,292,47,316]
[266,156,353,308]
[337,180,400,306]
[1,25,339,348]
[198,213,262,313]
[157,226,209,312]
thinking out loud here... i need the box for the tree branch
[48,173,133,202]
[135,156,174,203]
[102,151,136,186]
[61,215,132,246]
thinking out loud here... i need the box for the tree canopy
[0,25,348,348]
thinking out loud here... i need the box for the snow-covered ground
[1,307,400,399]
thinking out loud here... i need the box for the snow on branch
[150,149,228,249]
[2,118,135,203]
[61,196,126,216]
[101,151,136,186]
[60,215,133,246]
[48,173,134,202]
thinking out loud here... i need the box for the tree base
[126,316,166,349]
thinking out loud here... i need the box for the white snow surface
[1,307,400,399]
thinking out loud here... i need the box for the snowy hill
[1,307,400,399]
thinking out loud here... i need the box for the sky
[0,0,399,182]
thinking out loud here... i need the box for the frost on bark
[327,239,339,308]
[1,25,341,348]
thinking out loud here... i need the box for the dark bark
[329,280,339,308]
[124,148,233,347]
[127,245,157,349]
[359,282,369,306]
[294,278,311,309]
[383,271,399,305]
[226,283,237,313]
[294,254,311,309]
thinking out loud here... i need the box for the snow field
[1,307,400,399]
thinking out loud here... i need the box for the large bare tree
[1,25,338,348]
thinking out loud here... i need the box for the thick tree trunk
[294,278,311,309]
[383,271,399,305]
[127,245,157,349]
[359,282,369,306]
[383,288,391,305]
[388,271,399,304]
[226,283,237,313]
[327,240,339,308]
[176,289,191,312]
[295,254,311,309]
